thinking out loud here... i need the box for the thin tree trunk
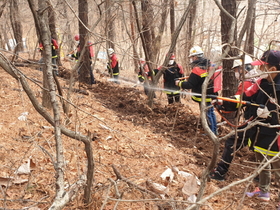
[78,0,92,85]
[48,1,62,67]
[10,0,24,53]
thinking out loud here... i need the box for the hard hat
[108,48,114,55]
[170,53,175,60]
[74,34,80,41]
[189,46,204,57]
[139,58,145,63]
[232,55,253,69]
[244,55,253,64]
[232,59,242,69]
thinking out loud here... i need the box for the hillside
[0,58,278,210]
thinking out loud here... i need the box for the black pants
[167,93,180,104]
[216,126,256,175]
[90,66,96,84]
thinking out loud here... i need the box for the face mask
[235,72,240,80]
[75,40,79,44]
[169,60,174,65]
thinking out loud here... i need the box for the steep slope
[0,63,277,210]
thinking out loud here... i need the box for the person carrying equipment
[243,50,280,204]
[209,54,260,181]
[156,53,184,104]
[176,46,217,134]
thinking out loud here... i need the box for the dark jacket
[161,62,184,94]
[251,75,280,155]
[179,57,216,102]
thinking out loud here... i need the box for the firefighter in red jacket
[70,34,96,84]
[39,38,59,75]
[156,53,184,104]
[176,46,217,134]
[107,48,120,84]
[138,58,156,98]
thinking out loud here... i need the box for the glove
[67,54,72,58]
[211,99,223,106]
[257,106,270,118]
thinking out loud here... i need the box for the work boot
[209,169,225,181]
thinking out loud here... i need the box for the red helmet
[166,53,175,60]
[74,34,80,41]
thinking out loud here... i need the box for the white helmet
[232,55,253,69]
[244,54,253,64]
[108,48,114,55]
[189,46,204,57]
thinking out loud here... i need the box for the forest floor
[0,55,279,210]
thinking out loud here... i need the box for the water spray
[107,77,265,108]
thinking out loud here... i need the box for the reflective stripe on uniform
[113,73,119,76]
[201,72,208,78]
[163,91,180,94]
[234,95,242,108]
[191,95,212,102]
[254,146,279,157]
[248,138,252,147]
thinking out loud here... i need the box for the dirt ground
[0,57,279,210]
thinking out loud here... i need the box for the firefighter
[39,38,59,75]
[209,54,260,181]
[107,48,120,84]
[138,58,153,96]
[69,34,95,84]
[156,53,184,104]
[243,50,280,204]
[176,46,217,134]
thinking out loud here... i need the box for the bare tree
[237,0,257,55]
[185,1,197,74]
[78,0,92,85]
[48,1,62,67]
[10,0,24,53]
[219,0,238,97]
[105,0,116,49]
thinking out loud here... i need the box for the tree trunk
[245,0,256,55]
[48,2,62,67]
[220,0,238,97]
[10,0,24,52]
[105,0,115,49]
[129,2,139,73]
[0,0,7,18]
[78,0,92,85]
[185,1,197,74]
[141,0,155,63]
[170,0,175,52]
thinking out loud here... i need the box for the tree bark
[48,1,62,67]
[78,0,92,85]
[105,0,115,49]
[10,0,24,52]
[220,0,238,97]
